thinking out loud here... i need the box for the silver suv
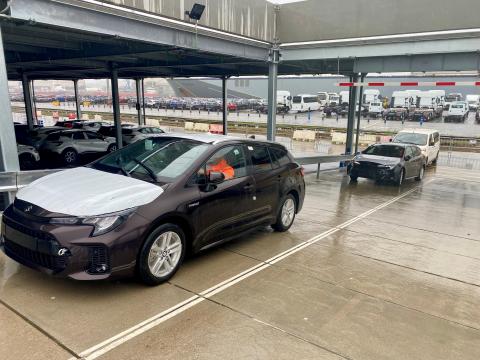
[40,129,117,165]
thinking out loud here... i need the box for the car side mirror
[404,155,412,161]
[209,171,225,184]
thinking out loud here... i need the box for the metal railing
[295,154,353,179]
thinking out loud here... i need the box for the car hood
[355,154,401,166]
[16,167,164,217]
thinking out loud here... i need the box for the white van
[291,94,320,112]
[446,101,469,122]
[327,92,340,106]
[277,90,292,112]
[317,92,329,106]
[367,101,384,118]
[465,94,480,111]
[339,90,350,105]
[392,129,440,165]
[363,89,380,105]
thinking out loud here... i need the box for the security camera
[0,0,12,14]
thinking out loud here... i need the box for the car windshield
[451,104,464,109]
[91,137,210,183]
[393,133,428,146]
[363,145,405,158]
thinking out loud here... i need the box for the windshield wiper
[132,158,158,183]
[116,158,131,177]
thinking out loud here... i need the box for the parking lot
[1,165,479,360]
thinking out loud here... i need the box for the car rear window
[249,145,273,172]
[269,147,291,167]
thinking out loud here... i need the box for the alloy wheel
[281,198,295,227]
[148,231,183,278]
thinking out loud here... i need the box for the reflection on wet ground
[1,165,479,359]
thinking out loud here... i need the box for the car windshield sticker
[145,139,154,151]
[233,149,240,155]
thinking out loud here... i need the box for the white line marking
[78,182,430,360]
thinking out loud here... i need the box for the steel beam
[73,79,82,120]
[111,69,122,149]
[141,78,146,126]
[0,26,20,205]
[135,78,143,126]
[10,0,269,61]
[21,73,35,130]
[222,77,228,135]
[345,74,358,155]
[355,74,366,154]
[267,48,279,141]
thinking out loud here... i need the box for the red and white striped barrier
[336,81,480,87]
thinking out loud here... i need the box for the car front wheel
[62,149,77,165]
[415,166,425,181]
[272,194,297,232]
[138,223,186,285]
[396,168,405,186]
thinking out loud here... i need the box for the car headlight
[50,208,136,236]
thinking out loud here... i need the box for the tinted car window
[269,147,290,167]
[204,146,247,180]
[85,132,101,140]
[72,132,85,140]
[46,133,60,141]
[249,145,273,172]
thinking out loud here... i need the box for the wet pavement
[1,165,480,359]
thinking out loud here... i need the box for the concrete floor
[1,166,480,359]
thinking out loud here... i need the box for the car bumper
[1,204,151,280]
[349,165,399,181]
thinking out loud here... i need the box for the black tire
[350,175,358,182]
[272,194,297,232]
[396,168,405,186]
[19,153,37,170]
[108,144,117,153]
[415,165,425,181]
[137,223,186,286]
[62,148,77,165]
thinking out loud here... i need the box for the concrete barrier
[184,122,195,131]
[293,130,316,142]
[332,132,383,146]
[81,114,90,120]
[209,124,224,134]
[94,115,103,121]
[146,118,159,126]
[194,123,210,132]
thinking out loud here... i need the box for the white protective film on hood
[16,167,164,216]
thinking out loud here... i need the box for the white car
[367,102,384,118]
[392,129,440,166]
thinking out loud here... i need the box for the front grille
[4,239,67,271]
[3,216,55,242]
[86,245,110,274]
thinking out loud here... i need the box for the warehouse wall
[278,0,480,43]
[100,0,275,42]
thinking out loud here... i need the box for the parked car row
[348,128,440,185]
[14,121,165,167]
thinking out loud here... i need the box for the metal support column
[135,78,143,125]
[73,79,82,120]
[21,73,34,130]
[222,76,228,135]
[354,73,366,154]
[141,78,146,126]
[345,74,359,155]
[267,47,279,141]
[0,26,20,206]
[111,69,122,149]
